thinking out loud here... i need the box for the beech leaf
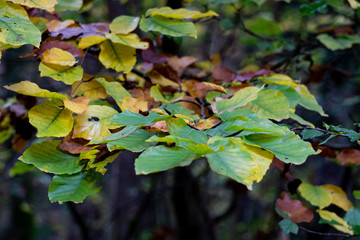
[145,7,218,19]
[298,182,332,209]
[78,35,106,49]
[63,96,90,114]
[19,140,82,175]
[39,63,83,85]
[42,47,77,66]
[73,105,118,140]
[106,33,149,49]
[322,184,352,211]
[276,192,314,223]
[7,0,57,12]
[317,209,354,235]
[29,99,74,137]
[109,15,140,34]
[99,40,136,73]
[48,171,101,203]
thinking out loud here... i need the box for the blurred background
[1,0,360,239]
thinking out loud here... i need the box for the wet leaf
[19,140,82,174]
[299,182,332,209]
[99,40,136,73]
[48,171,101,203]
[276,192,314,223]
[29,99,74,137]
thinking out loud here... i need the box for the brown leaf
[212,67,235,84]
[337,148,360,165]
[308,65,327,83]
[59,134,93,154]
[276,192,314,223]
[12,134,27,152]
[148,120,168,132]
[153,63,180,83]
[270,156,285,171]
[183,80,226,98]
[167,56,198,77]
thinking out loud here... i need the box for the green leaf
[55,0,83,12]
[84,151,120,175]
[9,161,35,177]
[29,99,74,137]
[298,182,332,209]
[140,16,197,38]
[215,86,260,113]
[135,146,199,174]
[161,103,199,120]
[302,129,324,140]
[73,105,118,140]
[7,0,57,12]
[106,33,149,49]
[150,85,185,103]
[0,17,41,47]
[266,85,300,108]
[102,129,156,152]
[317,34,360,51]
[48,171,101,203]
[111,110,170,126]
[243,127,317,164]
[247,18,283,36]
[95,78,132,109]
[345,207,360,228]
[298,85,326,116]
[109,15,140,34]
[166,118,208,146]
[206,137,273,190]
[19,140,82,174]
[145,7,218,19]
[299,1,328,16]
[248,89,290,121]
[252,0,266,5]
[279,219,299,234]
[39,63,83,85]
[0,1,29,19]
[99,40,136,73]
[353,190,360,199]
[4,80,67,100]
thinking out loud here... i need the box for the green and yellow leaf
[39,62,83,85]
[145,7,218,19]
[299,182,332,209]
[78,35,106,49]
[29,99,74,137]
[317,210,354,235]
[106,33,148,49]
[42,47,77,66]
[109,15,140,34]
[7,0,57,12]
[63,96,90,114]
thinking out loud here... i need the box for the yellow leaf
[71,80,108,99]
[261,74,299,87]
[64,97,90,114]
[7,0,57,12]
[149,71,179,87]
[348,0,360,8]
[2,1,29,19]
[317,210,354,235]
[146,7,218,19]
[99,40,136,73]
[78,35,106,49]
[4,80,66,100]
[322,184,352,211]
[39,62,83,85]
[73,105,118,140]
[106,33,149,49]
[120,98,148,113]
[42,47,77,66]
[29,99,74,137]
[85,151,120,175]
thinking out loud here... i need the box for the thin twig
[299,226,350,237]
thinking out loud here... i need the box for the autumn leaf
[7,0,57,12]
[63,96,90,114]
[322,184,352,211]
[42,47,78,66]
[337,148,360,165]
[276,192,314,223]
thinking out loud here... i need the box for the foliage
[1,0,360,238]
